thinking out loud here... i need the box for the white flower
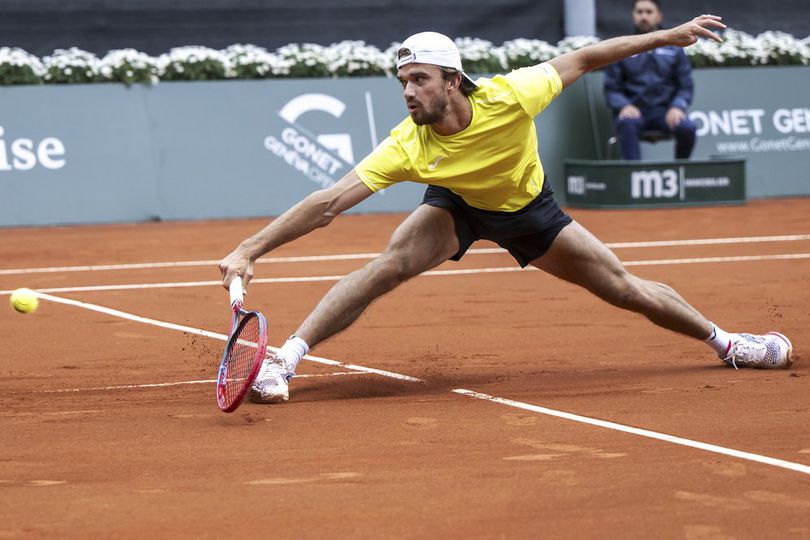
[43,47,102,81]
[157,46,233,78]
[0,47,46,77]
[556,36,601,54]
[453,37,505,72]
[324,40,388,76]
[756,30,807,64]
[501,38,559,67]
[3,30,809,87]
[383,42,402,71]
[224,44,292,77]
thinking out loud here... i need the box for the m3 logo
[631,169,680,199]
[567,175,586,195]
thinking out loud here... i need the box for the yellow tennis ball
[9,288,39,314]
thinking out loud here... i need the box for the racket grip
[229,275,244,306]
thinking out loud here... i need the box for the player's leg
[250,204,461,403]
[531,220,711,338]
[295,203,459,347]
[529,221,793,368]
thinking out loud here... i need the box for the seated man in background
[604,0,698,160]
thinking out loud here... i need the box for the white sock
[705,323,733,357]
[275,335,309,374]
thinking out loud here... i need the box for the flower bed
[1,29,807,85]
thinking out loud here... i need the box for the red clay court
[1,198,809,538]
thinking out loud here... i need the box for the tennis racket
[216,276,268,413]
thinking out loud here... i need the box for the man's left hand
[665,15,726,47]
[666,107,686,130]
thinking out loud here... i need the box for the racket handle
[229,275,244,307]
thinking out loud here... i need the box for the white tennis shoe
[249,354,294,403]
[723,332,793,369]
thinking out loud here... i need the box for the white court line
[452,389,810,476]
[30,292,810,477]
[3,252,809,296]
[2,234,809,276]
[38,371,368,394]
[32,292,421,383]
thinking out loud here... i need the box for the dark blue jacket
[603,45,694,115]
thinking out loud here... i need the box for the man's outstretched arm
[219,170,374,288]
[549,14,726,89]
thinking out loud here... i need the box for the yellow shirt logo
[427,156,445,170]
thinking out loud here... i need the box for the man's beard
[634,22,659,34]
[409,96,448,125]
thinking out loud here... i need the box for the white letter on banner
[748,109,765,134]
[661,169,679,198]
[773,109,792,134]
[710,111,731,136]
[690,111,709,137]
[631,171,662,199]
[281,127,297,145]
[38,138,66,169]
[793,109,810,133]
[730,110,750,135]
[0,127,12,170]
[11,138,36,170]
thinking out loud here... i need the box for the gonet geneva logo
[264,93,355,189]
[0,126,66,172]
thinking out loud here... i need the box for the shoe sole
[766,331,794,368]
[248,389,289,404]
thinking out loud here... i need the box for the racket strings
[221,315,263,405]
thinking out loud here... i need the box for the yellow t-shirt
[355,62,563,212]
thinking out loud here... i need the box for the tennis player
[219,14,794,404]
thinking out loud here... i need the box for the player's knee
[610,272,647,310]
[375,250,417,286]
[617,277,674,313]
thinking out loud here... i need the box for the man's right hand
[219,247,255,291]
[619,104,642,120]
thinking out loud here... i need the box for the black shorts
[421,182,573,267]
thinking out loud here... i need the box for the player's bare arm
[218,170,373,288]
[549,14,726,88]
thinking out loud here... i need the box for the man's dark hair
[440,67,477,97]
[634,0,660,7]
[397,47,476,97]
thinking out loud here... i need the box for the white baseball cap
[396,31,478,87]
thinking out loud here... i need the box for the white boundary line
[452,389,810,476]
[29,292,810,477]
[3,252,809,296]
[2,234,809,276]
[38,371,368,394]
[32,292,421,383]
